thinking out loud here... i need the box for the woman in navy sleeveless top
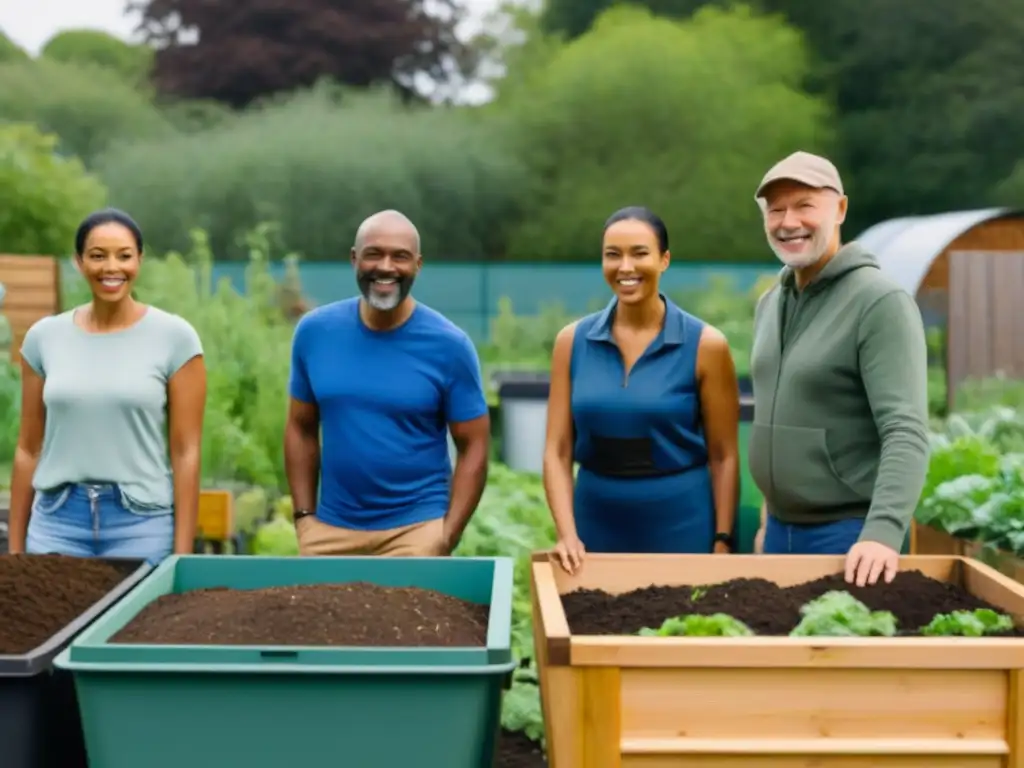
[542,207,741,573]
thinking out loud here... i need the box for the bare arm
[444,414,490,551]
[168,356,207,554]
[543,322,579,542]
[696,326,740,550]
[284,398,320,514]
[8,358,45,553]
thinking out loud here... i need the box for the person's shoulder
[846,253,913,306]
[23,310,76,351]
[26,310,74,338]
[413,303,476,348]
[295,298,358,334]
[570,308,606,338]
[144,306,198,336]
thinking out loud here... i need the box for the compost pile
[110,582,490,646]
[496,728,546,768]
[562,570,1024,637]
[0,554,130,654]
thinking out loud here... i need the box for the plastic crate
[56,554,517,768]
[0,556,151,768]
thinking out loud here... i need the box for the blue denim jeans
[763,515,864,555]
[26,483,173,566]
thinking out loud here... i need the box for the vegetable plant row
[562,569,1023,638]
[916,407,1024,558]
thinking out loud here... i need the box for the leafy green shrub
[497,4,834,261]
[917,408,1024,557]
[40,30,153,88]
[0,31,28,63]
[0,59,174,165]
[95,85,532,261]
[0,122,108,257]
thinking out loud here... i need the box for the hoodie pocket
[769,425,865,514]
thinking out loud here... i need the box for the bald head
[354,209,420,254]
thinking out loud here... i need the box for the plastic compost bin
[56,554,518,768]
[0,556,152,768]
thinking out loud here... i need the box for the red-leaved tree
[129,0,476,108]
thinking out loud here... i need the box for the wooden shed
[0,255,63,364]
[859,208,1024,409]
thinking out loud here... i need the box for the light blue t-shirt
[20,307,204,508]
[289,298,488,530]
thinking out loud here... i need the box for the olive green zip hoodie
[748,242,929,551]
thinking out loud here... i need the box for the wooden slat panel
[0,254,62,363]
[0,270,61,291]
[0,255,59,267]
[620,667,1006,741]
[623,753,1001,767]
[947,250,1024,399]
[966,254,991,378]
[947,251,971,401]
[988,252,1024,375]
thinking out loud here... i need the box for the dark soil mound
[0,554,130,654]
[562,569,1024,636]
[111,582,490,646]
[496,729,546,768]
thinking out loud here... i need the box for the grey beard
[366,287,403,311]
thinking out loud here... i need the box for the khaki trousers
[296,515,446,557]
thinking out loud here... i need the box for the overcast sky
[0,0,502,54]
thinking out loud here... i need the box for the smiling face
[602,219,669,305]
[762,180,847,268]
[76,222,141,304]
[351,219,421,311]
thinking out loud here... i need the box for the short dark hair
[74,208,144,255]
[603,206,669,253]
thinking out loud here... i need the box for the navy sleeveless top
[569,295,708,478]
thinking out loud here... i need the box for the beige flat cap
[755,151,844,199]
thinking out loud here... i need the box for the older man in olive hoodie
[748,152,929,586]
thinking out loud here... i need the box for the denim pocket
[31,485,72,515]
[118,488,173,517]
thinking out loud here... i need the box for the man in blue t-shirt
[284,209,491,556]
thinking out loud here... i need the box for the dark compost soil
[562,569,1024,637]
[0,553,132,654]
[496,728,546,768]
[110,582,490,646]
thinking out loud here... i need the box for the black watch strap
[714,532,734,547]
[294,508,315,521]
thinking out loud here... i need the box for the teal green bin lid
[56,555,517,676]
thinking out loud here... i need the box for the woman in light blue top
[7,209,207,565]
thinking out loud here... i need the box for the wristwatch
[714,532,734,549]
[293,508,315,522]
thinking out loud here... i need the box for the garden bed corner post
[1011,668,1023,768]
[531,552,622,768]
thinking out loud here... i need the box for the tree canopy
[501,5,832,261]
[129,0,477,108]
[537,0,1024,232]
[41,30,153,87]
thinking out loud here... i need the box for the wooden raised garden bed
[965,541,1024,587]
[530,552,1024,768]
[910,519,967,556]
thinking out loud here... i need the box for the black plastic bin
[0,556,152,768]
